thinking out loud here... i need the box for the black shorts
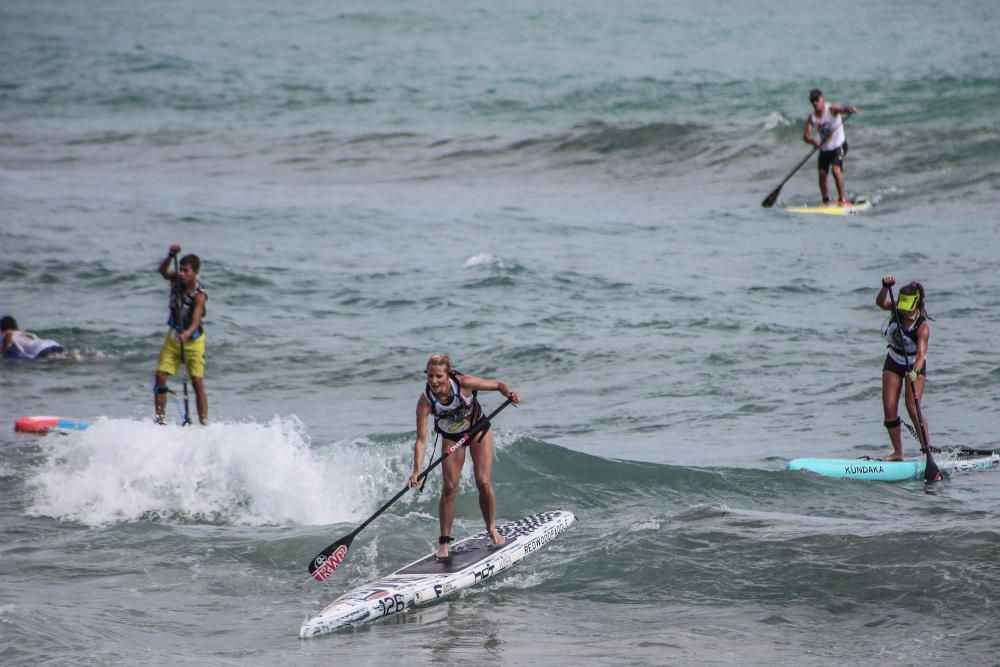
[818,141,848,171]
[883,355,926,379]
[439,426,490,445]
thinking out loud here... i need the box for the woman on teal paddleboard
[876,277,931,461]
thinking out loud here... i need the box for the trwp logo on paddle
[313,545,349,581]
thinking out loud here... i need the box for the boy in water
[154,244,208,425]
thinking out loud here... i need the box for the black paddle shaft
[172,255,192,426]
[761,147,818,207]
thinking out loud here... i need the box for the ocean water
[2,0,1000,664]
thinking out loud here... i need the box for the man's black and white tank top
[810,103,846,151]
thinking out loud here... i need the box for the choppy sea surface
[2,1,999,664]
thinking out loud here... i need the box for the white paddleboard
[300,509,576,638]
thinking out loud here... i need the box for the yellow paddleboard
[784,197,872,216]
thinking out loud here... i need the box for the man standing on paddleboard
[803,89,857,206]
[408,354,520,560]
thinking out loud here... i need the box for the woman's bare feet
[880,453,904,462]
[487,526,506,547]
[436,536,453,561]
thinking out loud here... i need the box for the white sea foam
[462,253,505,269]
[25,416,391,528]
[492,570,545,590]
[762,111,791,130]
[627,519,661,532]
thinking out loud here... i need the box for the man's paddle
[172,255,192,426]
[761,112,851,208]
[307,396,515,581]
[887,284,942,482]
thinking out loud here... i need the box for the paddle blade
[761,186,781,208]
[923,450,943,483]
[308,535,354,581]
